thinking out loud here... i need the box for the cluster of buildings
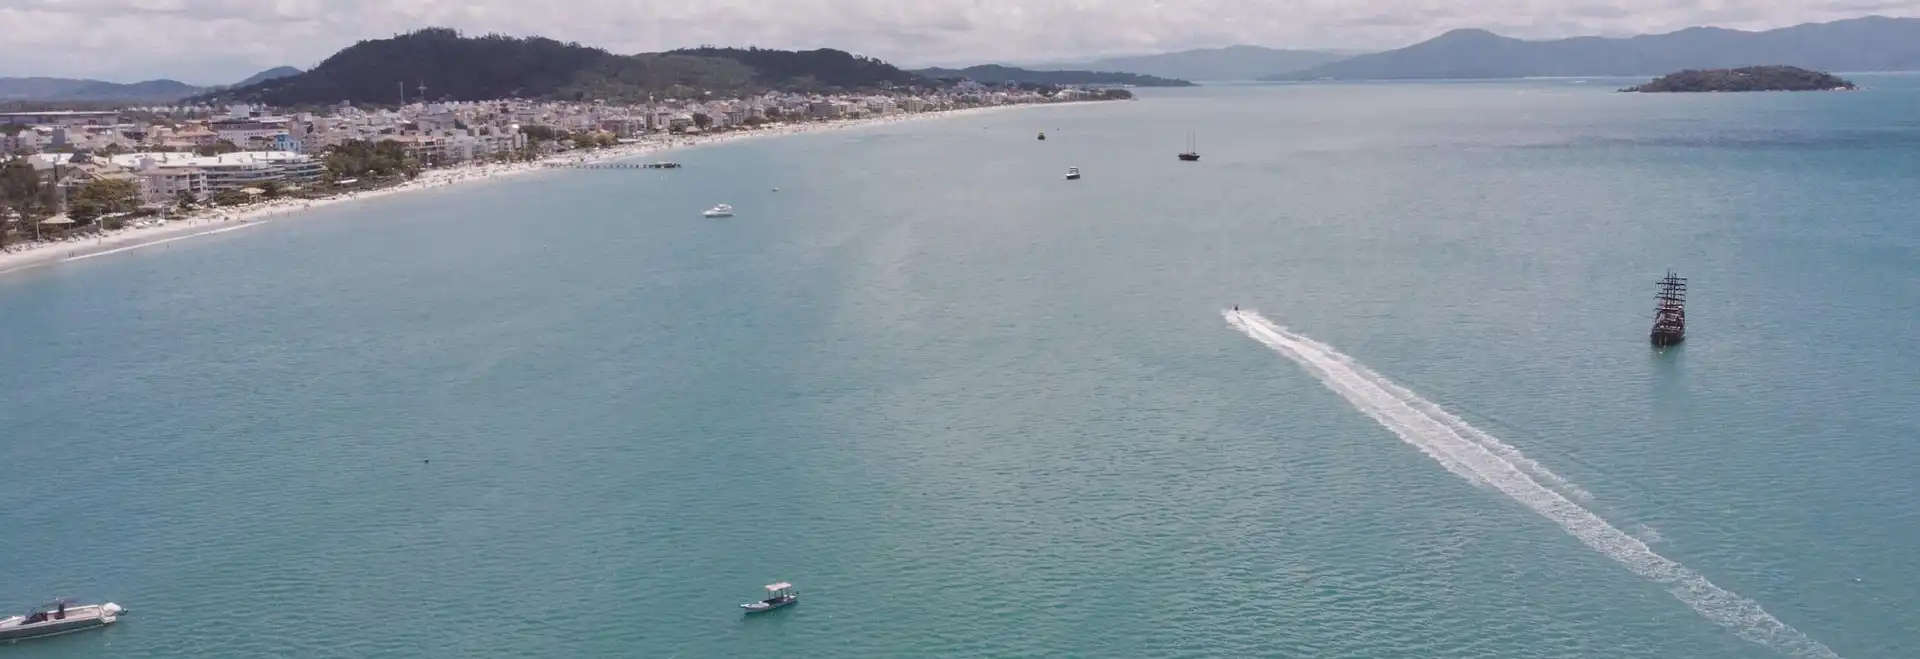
[2,83,1103,209]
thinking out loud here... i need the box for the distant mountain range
[1029,46,1351,81]
[12,14,1920,106]
[1269,15,1920,81]
[0,66,303,103]
[230,66,303,89]
[198,29,949,106]
[911,65,1194,87]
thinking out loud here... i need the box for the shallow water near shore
[3,79,1918,658]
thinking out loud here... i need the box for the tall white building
[108,151,324,196]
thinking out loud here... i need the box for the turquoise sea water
[3,78,1917,658]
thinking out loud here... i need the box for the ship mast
[1650,270,1687,347]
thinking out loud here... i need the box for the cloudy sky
[3,0,1915,83]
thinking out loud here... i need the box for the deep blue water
[3,78,1916,658]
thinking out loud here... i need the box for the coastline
[0,102,1052,280]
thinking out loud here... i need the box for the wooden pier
[1650,270,1687,347]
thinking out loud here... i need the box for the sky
[3,0,1918,83]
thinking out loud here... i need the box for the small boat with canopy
[740,582,798,613]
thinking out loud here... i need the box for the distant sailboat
[1178,133,1200,161]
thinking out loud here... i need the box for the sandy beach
[0,102,1044,279]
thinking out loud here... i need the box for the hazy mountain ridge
[197,29,951,105]
[0,76,199,102]
[232,66,304,88]
[0,66,304,103]
[1029,46,1350,81]
[912,64,1194,87]
[1272,15,1920,80]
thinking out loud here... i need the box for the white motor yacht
[703,204,735,218]
[0,599,124,642]
[1064,167,1081,180]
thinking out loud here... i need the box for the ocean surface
[3,78,1917,658]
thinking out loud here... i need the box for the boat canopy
[765,582,792,591]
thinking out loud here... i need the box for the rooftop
[108,151,312,169]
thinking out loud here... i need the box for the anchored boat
[1651,270,1687,347]
[1178,132,1200,161]
[741,582,798,613]
[1064,166,1081,180]
[0,599,125,642]
[703,204,735,218]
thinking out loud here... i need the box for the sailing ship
[1650,270,1686,347]
[1178,133,1200,161]
[1037,131,1046,141]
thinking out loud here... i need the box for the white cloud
[2,0,1916,83]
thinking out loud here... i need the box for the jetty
[1650,270,1686,347]
[544,161,681,170]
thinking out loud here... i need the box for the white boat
[740,582,797,613]
[0,600,124,642]
[703,204,734,218]
[1064,166,1081,180]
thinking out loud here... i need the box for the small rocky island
[1622,66,1857,93]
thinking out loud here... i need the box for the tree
[691,112,713,129]
[594,133,617,148]
[0,158,57,226]
[211,188,249,206]
[324,139,417,180]
[66,177,140,223]
[260,180,282,198]
[571,132,600,150]
[174,189,197,210]
[0,123,26,137]
[194,140,239,157]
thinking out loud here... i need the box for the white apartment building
[210,120,287,142]
[0,128,48,154]
[108,151,324,195]
[387,129,527,163]
[131,164,208,206]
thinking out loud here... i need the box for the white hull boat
[0,600,124,642]
[741,582,797,613]
[1064,167,1081,180]
[703,204,734,218]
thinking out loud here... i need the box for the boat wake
[1223,309,1839,658]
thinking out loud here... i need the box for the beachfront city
[10,7,1917,656]
[0,81,1113,273]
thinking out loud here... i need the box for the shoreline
[0,101,1056,280]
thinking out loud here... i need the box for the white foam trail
[1293,327,1595,502]
[1224,309,1839,658]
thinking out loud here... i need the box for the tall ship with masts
[1178,133,1200,161]
[1650,270,1686,347]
